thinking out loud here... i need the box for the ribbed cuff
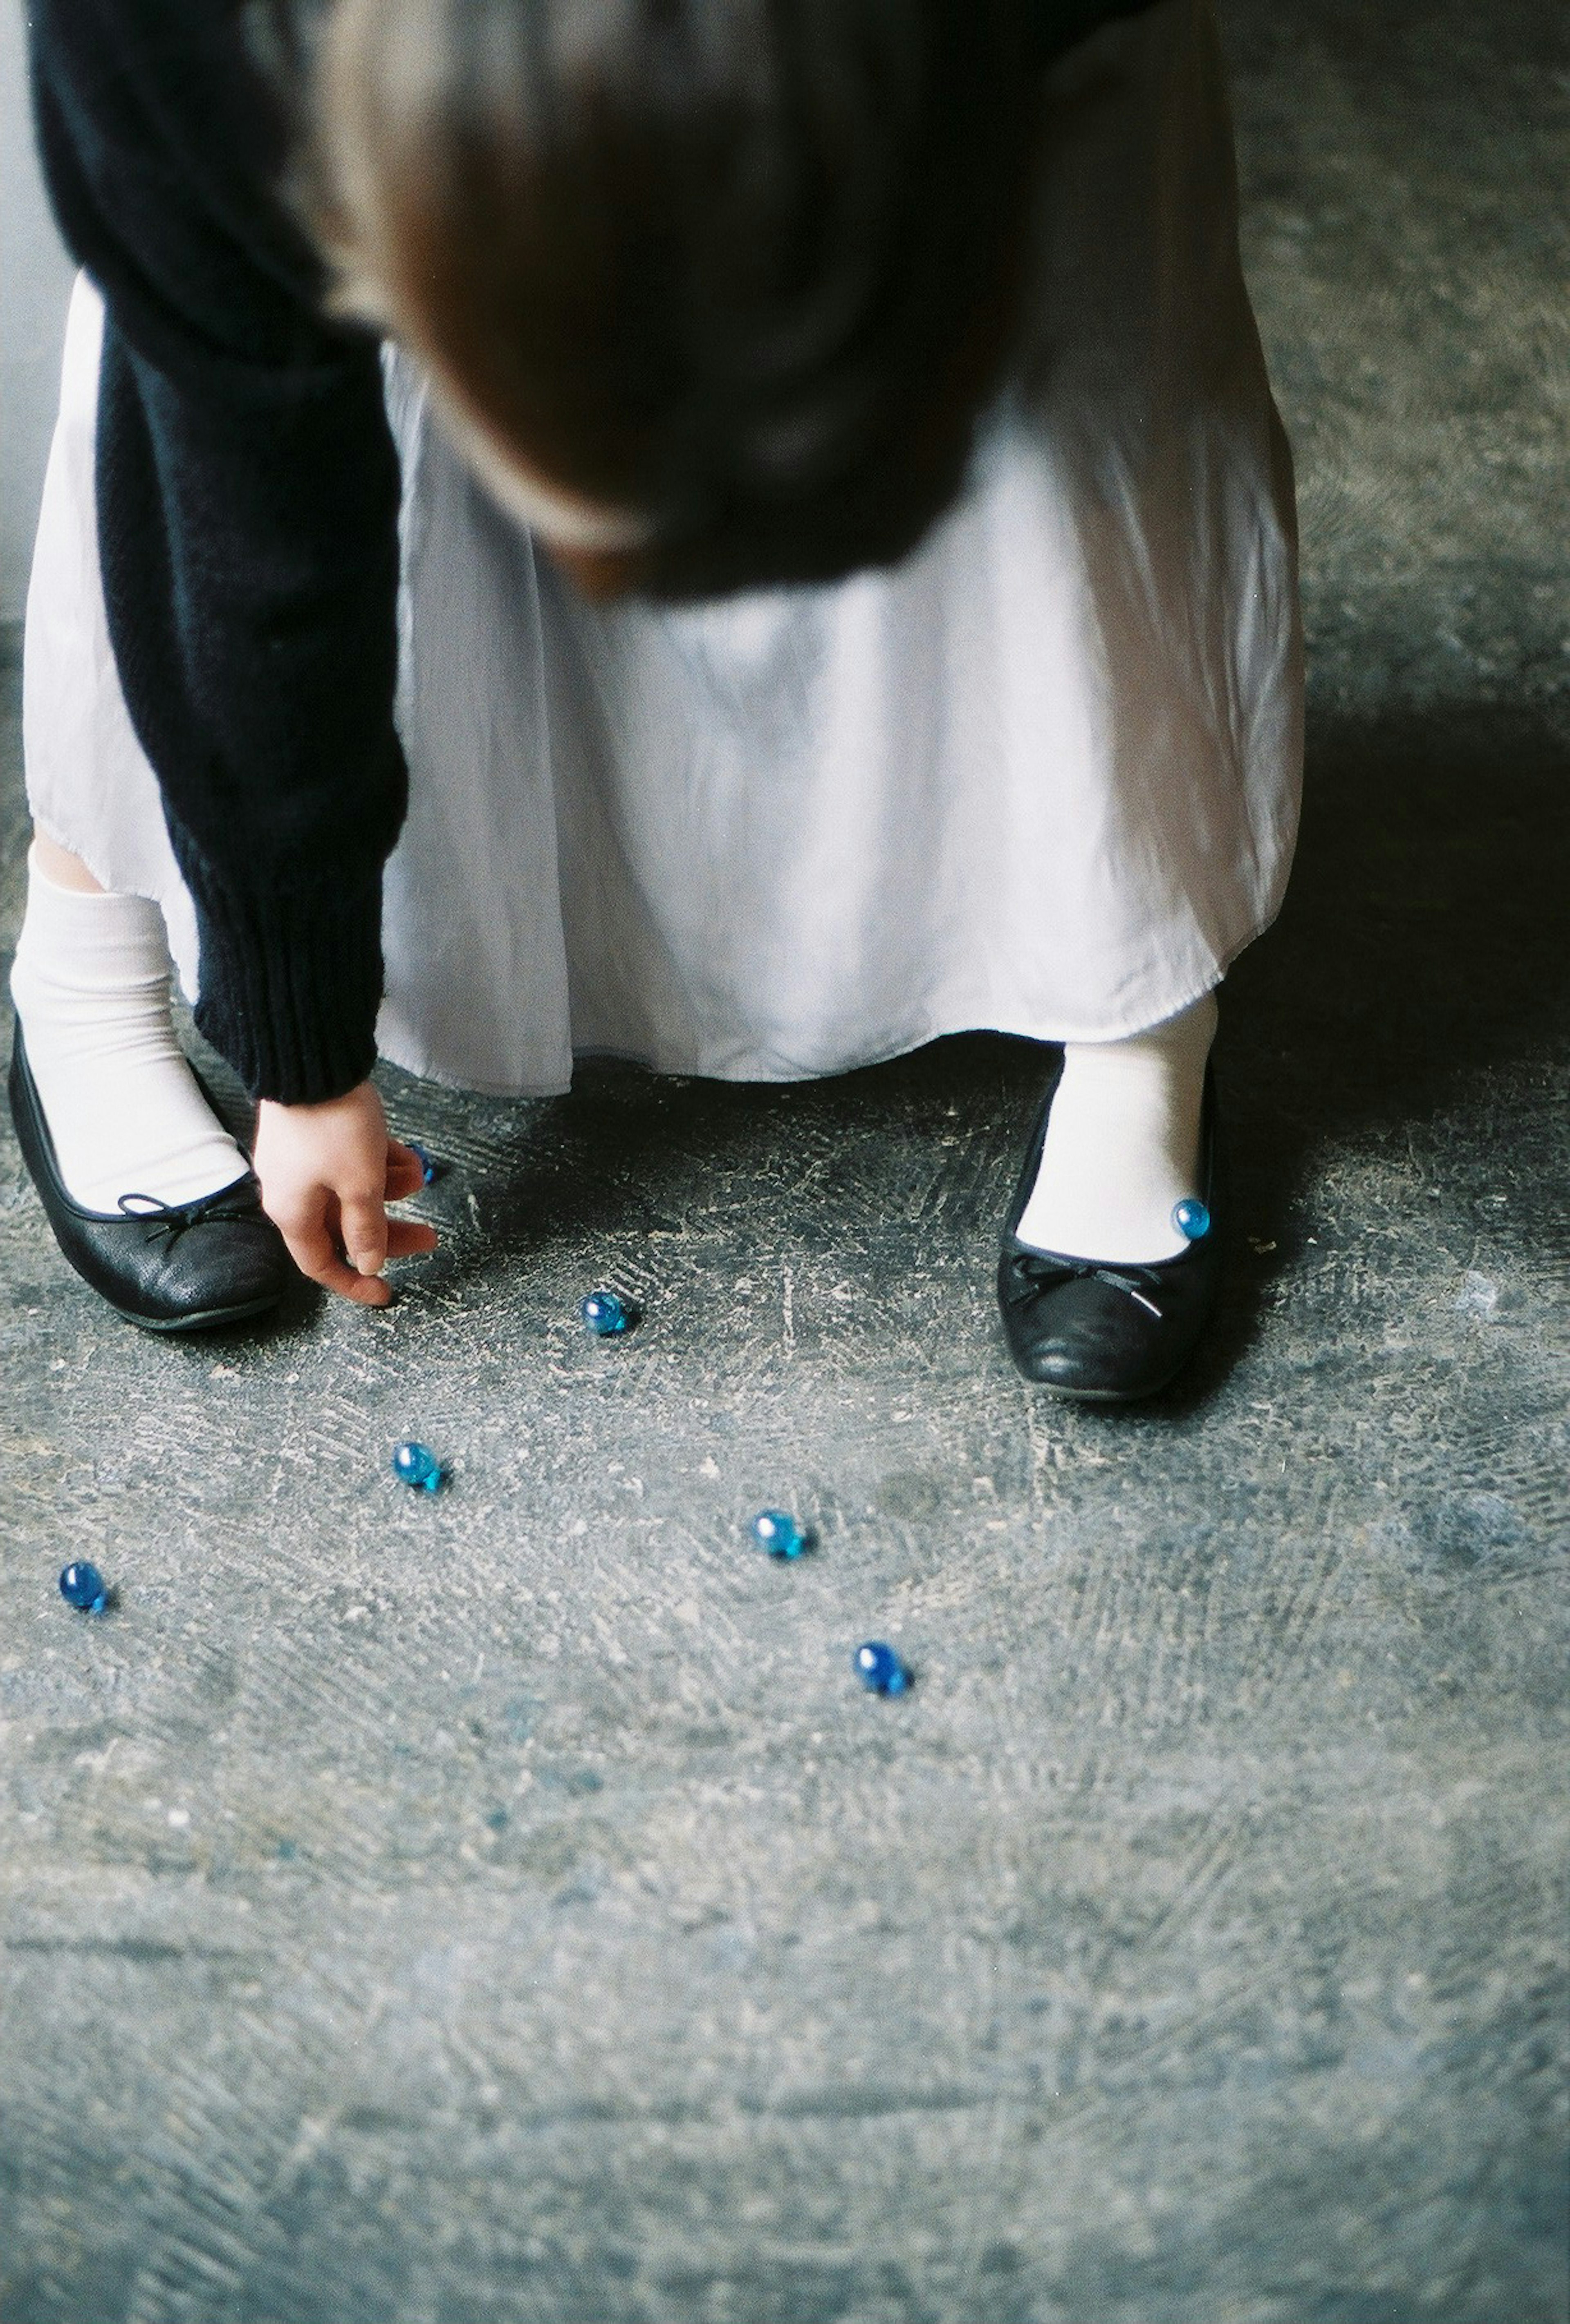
[176,845,384,1105]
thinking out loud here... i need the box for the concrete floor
[1,2,1566,2318]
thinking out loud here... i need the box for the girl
[11,0,1300,1396]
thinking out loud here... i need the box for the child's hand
[253,1081,439,1306]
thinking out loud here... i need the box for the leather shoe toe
[9,1022,293,1332]
[996,1056,1222,1401]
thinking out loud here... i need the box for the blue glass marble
[392,1440,444,1492]
[1173,1197,1211,1242]
[581,1289,634,1337]
[59,1560,110,1614]
[853,1641,910,1696]
[406,1140,440,1187]
[750,1509,809,1559]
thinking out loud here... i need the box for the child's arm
[31,0,404,1112]
[31,0,427,1298]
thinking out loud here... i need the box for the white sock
[9,846,250,1212]
[1015,992,1217,1265]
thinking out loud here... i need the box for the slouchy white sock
[9,847,249,1212]
[1014,993,1217,1265]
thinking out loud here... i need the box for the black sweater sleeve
[30,0,405,1104]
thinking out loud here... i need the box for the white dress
[22,0,1302,1099]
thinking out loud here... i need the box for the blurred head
[310,0,1041,598]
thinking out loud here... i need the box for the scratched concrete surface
[1,2,1566,2319]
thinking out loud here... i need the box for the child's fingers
[280,1212,392,1307]
[384,1142,428,1201]
[339,1192,390,1281]
[386,1219,440,1258]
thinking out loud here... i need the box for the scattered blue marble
[1173,1197,1211,1242]
[392,1440,445,1492]
[581,1289,636,1337]
[406,1140,440,1186]
[750,1509,809,1559]
[853,1640,910,1696]
[59,1560,111,1614]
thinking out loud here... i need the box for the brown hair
[311,0,1041,595]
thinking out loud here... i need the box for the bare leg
[31,827,105,894]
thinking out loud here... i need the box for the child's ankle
[1015,993,1217,1264]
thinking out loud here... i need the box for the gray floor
[2,4,1566,2319]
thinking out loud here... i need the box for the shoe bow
[117,1187,259,1244]
[1006,1251,1168,1319]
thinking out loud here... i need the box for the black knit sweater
[29,0,1158,1103]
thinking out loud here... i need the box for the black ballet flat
[8,1021,293,1332]
[996,1053,1222,1401]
